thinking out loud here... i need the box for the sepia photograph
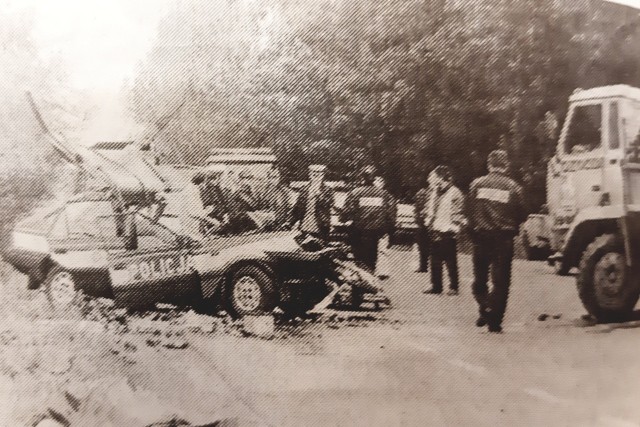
[0,0,640,425]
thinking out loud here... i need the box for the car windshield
[55,198,197,249]
[136,212,198,248]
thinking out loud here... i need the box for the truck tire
[553,259,570,276]
[577,234,640,323]
[226,266,278,318]
[43,265,86,318]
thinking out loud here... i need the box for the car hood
[197,230,301,256]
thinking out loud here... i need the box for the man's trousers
[350,229,385,272]
[415,227,431,272]
[430,233,459,292]
[471,231,515,327]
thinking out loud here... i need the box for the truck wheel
[577,234,640,323]
[553,259,570,276]
[43,266,86,318]
[521,233,534,260]
[226,266,278,318]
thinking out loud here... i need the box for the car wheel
[226,266,278,318]
[577,234,640,323]
[44,266,86,317]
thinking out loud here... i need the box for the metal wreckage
[2,94,390,319]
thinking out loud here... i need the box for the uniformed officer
[467,150,526,333]
[261,168,294,229]
[342,166,397,272]
[291,164,334,240]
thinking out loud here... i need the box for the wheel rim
[49,271,77,307]
[233,276,262,312]
[593,252,627,309]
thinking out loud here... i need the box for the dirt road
[1,250,639,426]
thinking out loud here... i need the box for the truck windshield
[626,101,640,147]
[564,104,602,155]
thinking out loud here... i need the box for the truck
[522,84,640,322]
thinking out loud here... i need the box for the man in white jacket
[423,165,466,296]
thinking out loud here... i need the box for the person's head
[309,164,326,187]
[373,175,385,189]
[487,149,510,174]
[432,165,452,189]
[267,168,281,186]
[359,165,376,186]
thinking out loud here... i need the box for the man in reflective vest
[342,166,397,271]
[467,150,526,333]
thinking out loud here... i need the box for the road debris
[242,315,275,339]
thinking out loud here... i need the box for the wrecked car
[2,190,389,318]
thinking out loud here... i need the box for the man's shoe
[423,289,442,295]
[415,269,428,273]
[488,324,503,333]
[475,315,487,327]
[447,289,459,296]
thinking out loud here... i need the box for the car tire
[226,266,278,318]
[43,265,86,318]
[577,234,640,323]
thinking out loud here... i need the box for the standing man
[468,150,526,333]
[414,174,433,273]
[424,165,466,296]
[291,164,334,240]
[341,165,397,272]
[228,169,260,234]
[192,166,232,235]
[373,175,392,280]
[260,168,294,229]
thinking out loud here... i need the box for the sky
[605,0,640,9]
[4,0,172,92]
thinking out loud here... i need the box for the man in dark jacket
[260,168,293,229]
[291,164,334,241]
[192,167,233,235]
[467,150,526,333]
[342,166,397,271]
[228,169,260,234]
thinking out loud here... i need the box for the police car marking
[126,254,194,282]
[477,188,510,203]
[359,197,383,207]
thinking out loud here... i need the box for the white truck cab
[532,85,640,321]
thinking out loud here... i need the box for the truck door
[621,99,640,265]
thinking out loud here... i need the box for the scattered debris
[163,338,189,350]
[181,310,218,334]
[552,313,562,320]
[242,315,275,339]
[537,313,549,322]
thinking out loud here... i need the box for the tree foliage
[133,0,640,206]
